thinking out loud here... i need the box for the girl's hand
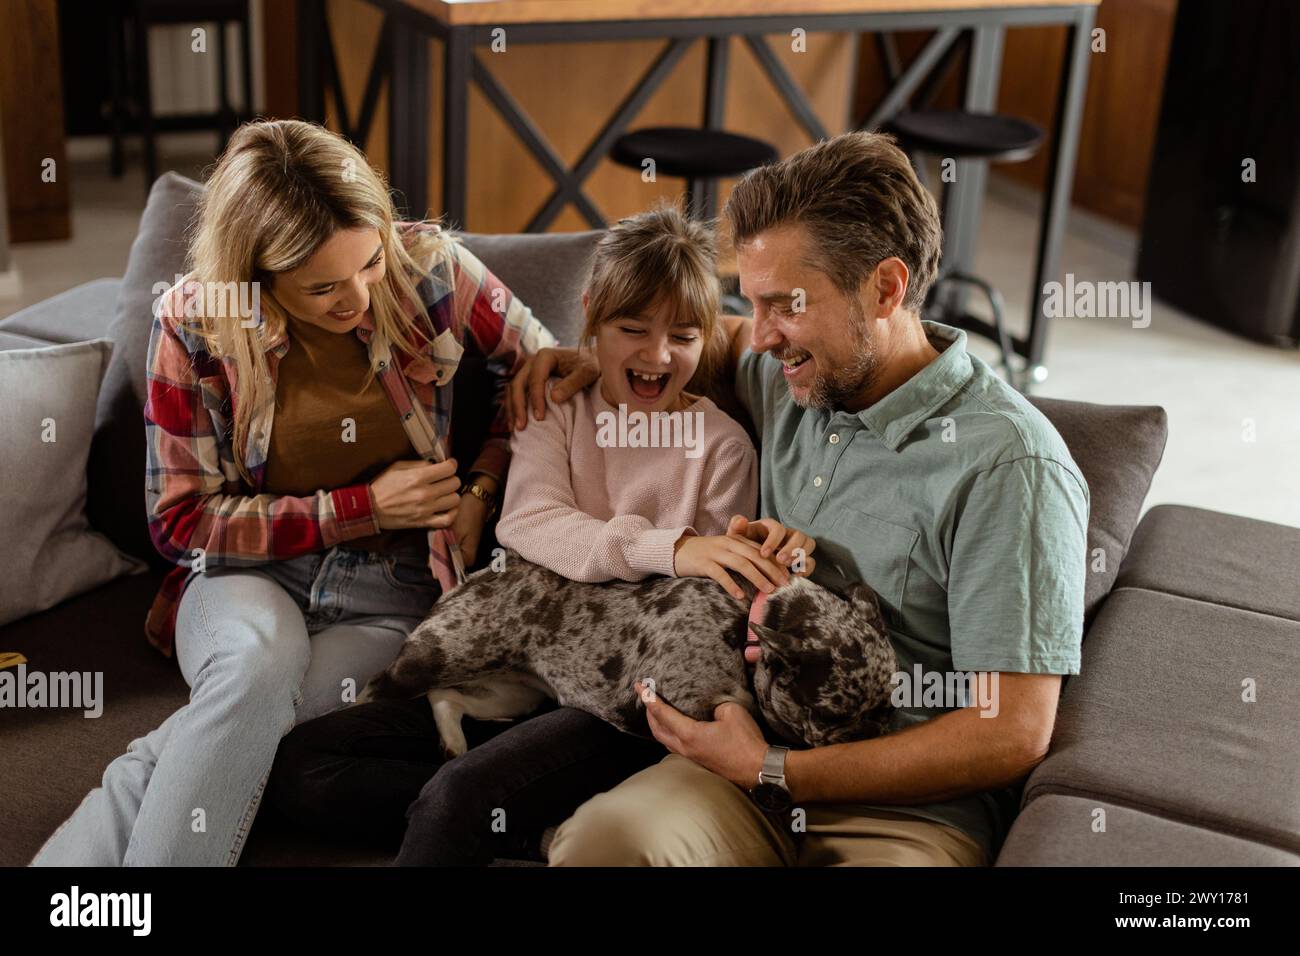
[726,515,817,576]
[507,347,599,429]
[369,458,461,530]
[672,533,791,600]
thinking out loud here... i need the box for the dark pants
[266,697,667,866]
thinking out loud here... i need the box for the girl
[31,119,553,865]
[269,205,792,865]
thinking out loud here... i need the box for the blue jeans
[30,545,437,866]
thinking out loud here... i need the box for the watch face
[752,782,792,814]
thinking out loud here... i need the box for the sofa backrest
[1026,397,1168,624]
[87,175,198,564]
[33,172,1169,629]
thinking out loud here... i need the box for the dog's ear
[846,581,880,612]
[749,620,798,658]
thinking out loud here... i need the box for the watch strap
[758,745,790,788]
[463,476,498,516]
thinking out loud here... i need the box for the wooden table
[298,0,1100,384]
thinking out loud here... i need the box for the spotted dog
[359,549,896,755]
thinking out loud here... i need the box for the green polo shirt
[735,321,1089,861]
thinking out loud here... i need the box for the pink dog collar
[745,589,769,665]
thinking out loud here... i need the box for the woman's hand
[451,492,490,566]
[507,346,599,429]
[369,458,461,530]
[450,473,497,565]
[672,532,791,600]
[726,515,817,576]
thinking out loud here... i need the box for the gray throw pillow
[0,339,146,625]
[1027,396,1169,625]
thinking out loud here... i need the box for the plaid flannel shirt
[142,223,556,656]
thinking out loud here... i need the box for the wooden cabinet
[0,0,70,242]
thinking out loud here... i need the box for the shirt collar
[854,321,974,450]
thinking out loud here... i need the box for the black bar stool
[108,0,255,192]
[610,126,778,221]
[885,109,1045,385]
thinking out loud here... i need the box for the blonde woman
[31,119,554,866]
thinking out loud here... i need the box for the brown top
[263,316,423,553]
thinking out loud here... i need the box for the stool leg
[108,9,126,178]
[133,3,157,191]
[909,149,930,192]
[685,177,707,219]
[241,7,254,122]
[946,269,1016,385]
[216,20,233,152]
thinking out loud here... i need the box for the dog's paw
[438,720,469,759]
[430,690,469,759]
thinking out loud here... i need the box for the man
[508,131,1089,866]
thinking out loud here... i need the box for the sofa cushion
[0,277,121,345]
[1022,587,1300,853]
[0,340,147,627]
[443,231,601,473]
[89,173,203,566]
[1027,397,1168,623]
[0,570,182,867]
[1116,504,1300,623]
[0,330,57,350]
[997,794,1300,866]
[457,231,599,348]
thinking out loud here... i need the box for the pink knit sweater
[495,378,758,582]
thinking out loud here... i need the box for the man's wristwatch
[462,475,498,519]
[750,745,793,814]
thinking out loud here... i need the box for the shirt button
[403,411,413,421]
[377,360,387,369]
[813,475,823,487]
[829,433,840,445]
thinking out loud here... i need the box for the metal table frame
[297,1,1097,383]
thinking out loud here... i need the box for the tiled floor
[966,176,1300,530]
[4,141,1298,528]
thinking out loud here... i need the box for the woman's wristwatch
[462,474,498,519]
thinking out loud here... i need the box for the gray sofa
[2,173,1297,867]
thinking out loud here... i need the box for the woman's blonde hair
[184,119,454,483]
[580,202,725,392]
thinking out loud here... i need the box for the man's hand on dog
[635,680,767,790]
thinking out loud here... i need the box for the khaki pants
[548,754,986,867]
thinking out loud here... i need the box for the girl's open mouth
[626,369,670,401]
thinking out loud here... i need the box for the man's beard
[791,304,879,410]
